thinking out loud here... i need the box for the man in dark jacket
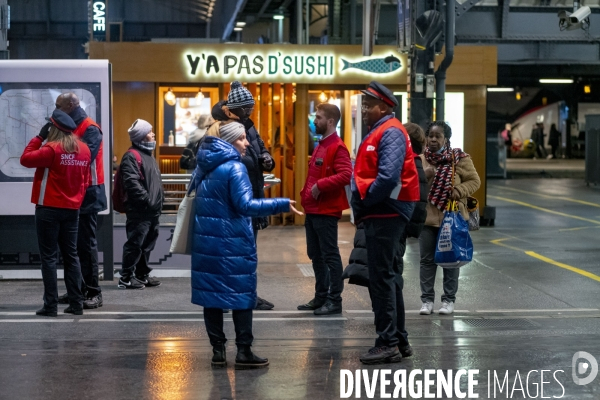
[218,82,277,310]
[53,93,107,309]
[117,119,164,290]
[351,81,419,365]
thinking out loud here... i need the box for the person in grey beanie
[190,121,303,369]
[224,81,277,310]
[116,119,164,290]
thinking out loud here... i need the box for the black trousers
[305,214,344,304]
[78,212,101,296]
[35,206,84,311]
[203,308,254,347]
[364,216,409,348]
[121,215,159,279]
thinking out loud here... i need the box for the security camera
[558,10,578,30]
[558,6,591,31]
[569,6,591,24]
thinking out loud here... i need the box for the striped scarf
[424,146,468,211]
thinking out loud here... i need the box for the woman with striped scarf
[418,121,481,316]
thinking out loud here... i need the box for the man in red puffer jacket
[299,103,352,315]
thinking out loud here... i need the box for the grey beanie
[128,119,152,143]
[227,81,255,109]
[219,122,246,144]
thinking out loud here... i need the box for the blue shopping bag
[434,201,473,268]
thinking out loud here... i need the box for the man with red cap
[351,81,420,364]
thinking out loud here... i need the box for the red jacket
[300,133,352,218]
[20,136,92,210]
[73,117,105,186]
[354,118,419,202]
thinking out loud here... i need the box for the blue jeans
[35,206,84,311]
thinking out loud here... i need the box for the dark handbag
[253,217,269,231]
[180,141,199,170]
[467,196,480,231]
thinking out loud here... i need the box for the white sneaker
[419,302,434,315]
[439,301,455,315]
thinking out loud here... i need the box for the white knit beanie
[219,122,245,144]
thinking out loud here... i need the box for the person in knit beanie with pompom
[116,119,164,290]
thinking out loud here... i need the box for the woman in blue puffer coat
[191,122,302,370]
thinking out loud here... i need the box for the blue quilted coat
[191,137,289,310]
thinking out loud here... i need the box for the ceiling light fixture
[164,88,176,106]
[319,91,327,102]
[539,79,573,84]
[236,22,246,27]
[273,14,284,20]
[487,87,514,92]
[234,27,243,32]
[196,89,204,101]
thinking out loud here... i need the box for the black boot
[235,345,269,370]
[211,343,226,368]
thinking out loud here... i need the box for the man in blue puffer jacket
[191,122,302,370]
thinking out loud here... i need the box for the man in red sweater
[298,104,352,315]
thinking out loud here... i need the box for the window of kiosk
[158,86,219,148]
[307,90,343,155]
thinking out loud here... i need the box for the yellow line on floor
[490,237,524,251]
[489,186,600,208]
[489,195,600,225]
[490,237,600,282]
[559,226,600,232]
[525,251,600,283]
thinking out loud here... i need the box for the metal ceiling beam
[456,6,600,63]
[455,0,483,19]
[500,0,509,38]
[256,0,275,20]
[222,0,249,40]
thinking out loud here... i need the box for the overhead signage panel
[182,46,405,84]
[89,43,408,84]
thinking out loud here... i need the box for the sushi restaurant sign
[182,45,406,84]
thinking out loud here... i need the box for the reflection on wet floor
[1,179,600,399]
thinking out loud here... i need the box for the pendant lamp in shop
[165,88,176,106]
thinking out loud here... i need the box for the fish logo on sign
[341,55,401,74]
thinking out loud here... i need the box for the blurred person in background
[180,114,215,172]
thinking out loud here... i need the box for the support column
[297,0,303,44]
[294,85,308,225]
[0,0,7,59]
[408,0,435,126]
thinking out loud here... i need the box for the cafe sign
[182,45,406,84]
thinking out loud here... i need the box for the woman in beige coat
[419,121,480,315]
